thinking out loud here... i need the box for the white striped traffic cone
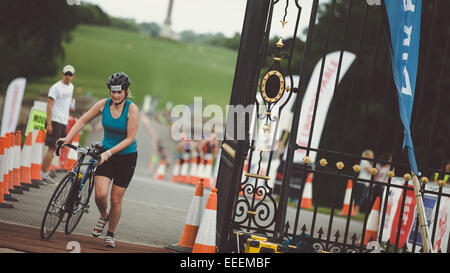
[241,158,249,181]
[153,159,166,181]
[13,131,27,191]
[340,179,355,216]
[64,133,79,171]
[2,135,14,200]
[0,137,13,208]
[30,130,45,186]
[300,173,313,209]
[171,158,181,182]
[192,188,217,253]
[202,153,213,188]
[49,151,60,171]
[188,152,199,185]
[179,153,190,184]
[176,180,204,251]
[195,155,205,185]
[364,196,380,245]
[7,132,21,194]
[20,132,36,188]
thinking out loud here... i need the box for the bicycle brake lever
[56,140,64,156]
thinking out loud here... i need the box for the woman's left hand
[99,151,110,165]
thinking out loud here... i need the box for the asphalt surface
[0,114,366,253]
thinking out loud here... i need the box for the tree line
[0,0,161,90]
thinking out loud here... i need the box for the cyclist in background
[58,72,139,248]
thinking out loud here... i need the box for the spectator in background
[434,160,450,183]
[202,132,218,159]
[372,153,393,208]
[41,65,75,184]
[354,149,374,215]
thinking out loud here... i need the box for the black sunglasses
[64,72,73,76]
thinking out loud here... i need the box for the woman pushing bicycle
[58,72,139,248]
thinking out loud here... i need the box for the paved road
[0,114,366,253]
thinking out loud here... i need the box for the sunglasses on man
[64,72,73,77]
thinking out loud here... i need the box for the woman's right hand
[57,137,71,146]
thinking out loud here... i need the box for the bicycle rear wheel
[40,173,75,240]
[65,170,95,235]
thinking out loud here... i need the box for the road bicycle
[40,141,103,240]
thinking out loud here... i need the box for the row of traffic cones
[0,129,80,209]
[167,179,217,253]
[170,153,214,188]
[0,130,46,208]
[281,174,359,214]
[168,175,382,253]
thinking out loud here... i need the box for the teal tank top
[102,98,137,155]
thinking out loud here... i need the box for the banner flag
[284,51,356,164]
[385,0,422,174]
[1,77,26,136]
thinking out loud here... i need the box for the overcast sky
[82,0,315,38]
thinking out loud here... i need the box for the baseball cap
[63,65,75,74]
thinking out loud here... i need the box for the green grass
[26,25,238,109]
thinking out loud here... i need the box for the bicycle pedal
[85,209,89,214]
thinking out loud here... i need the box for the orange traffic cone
[153,159,166,180]
[64,133,79,171]
[172,179,205,252]
[1,136,13,201]
[340,179,355,216]
[202,153,213,188]
[300,173,313,209]
[192,188,217,253]
[241,158,249,181]
[6,132,21,194]
[171,158,181,182]
[20,132,37,188]
[59,116,76,169]
[31,130,45,186]
[239,158,249,198]
[364,196,380,245]
[195,155,205,185]
[188,153,199,185]
[179,153,190,184]
[0,137,13,208]
[13,131,27,191]
[2,134,18,202]
[49,153,59,171]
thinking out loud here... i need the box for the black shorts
[95,152,138,188]
[45,121,67,149]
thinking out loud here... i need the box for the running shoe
[104,235,115,248]
[92,216,108,237]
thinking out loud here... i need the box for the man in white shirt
[41,65,75,184]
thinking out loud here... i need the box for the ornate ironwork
[222,0,450,254]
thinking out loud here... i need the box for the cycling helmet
[107,72,131,91]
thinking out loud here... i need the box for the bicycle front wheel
[40,173,75,240]
[65,170,95,235]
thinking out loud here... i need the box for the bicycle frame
[74,157,97,195]
[66,147,99,215]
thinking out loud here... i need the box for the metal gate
[215,0,450,253]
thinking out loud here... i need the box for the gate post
[215,0,271,252]
[274,0,320,240]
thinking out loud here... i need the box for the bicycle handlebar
[55,140,74,156]
[55,140,102,161]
